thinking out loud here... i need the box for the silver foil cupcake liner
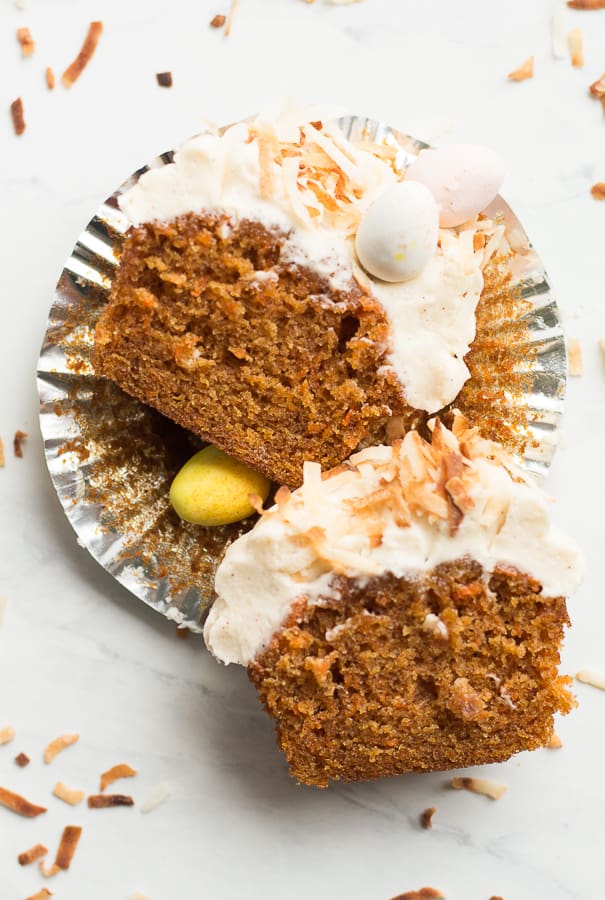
[37,115,567,631]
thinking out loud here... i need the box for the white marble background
[1,0,604,897]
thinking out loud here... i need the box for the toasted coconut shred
[26,890,53,900]
[576,669,605,690]
[551,0,568,58]
[420,806,437,829]
[140,782,171,813]
[0,725,15,745]
[568,27,584,66]
[0,437,4,466]
[16,26,35,56]
[100,763,137,792]
[568,338,583,376]
[88,793,134,808]
[390,890,444,900]
[568,0,605,7]
[53,781,85,806]
[591,182,605,200]
[45,66,55,90]
[508,56,534,81]
[0,785,47,817]
[44,732,79,763]
[548,731,563,748]
[450,775,509,800]
[62,21,103,87]
[10,97,26,136]
[13,429,27,457]
[18,843,49,866]
[224,0,239,36]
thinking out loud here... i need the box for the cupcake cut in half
[204,415,583,787]
[92,115,511,488]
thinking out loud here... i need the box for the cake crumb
[62,21,103,88]
[210,13,226,26]
[0,785,47,817]
[548,731,563,749]
[16,27,35,56]
[576,669,605,690]
[508,56,534,81]
[53,781,85,806]
[0,726,15,745]
[569,28,584,66]
[100,763,137,792]
[224,0,239,36]
[568,339,583,376]
[88,793,134,808]
[568,0,605,7]
[44,732,79,763]
[390,890,443,900]
[18,843,48,866]
[450,775,508,800]
[45,67,55,90]
[13,430,27,458]
[591,182,605,200]
[156,71,173,88]
[15,751,30,766]
[10,97,26,136]
[420,806,436,829]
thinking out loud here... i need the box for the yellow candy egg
[169,446,271,527]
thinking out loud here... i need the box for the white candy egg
[355,182,439,283]
[406,144,505,228]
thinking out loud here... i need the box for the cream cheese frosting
[204,415,584,666]
[119,118,499,414]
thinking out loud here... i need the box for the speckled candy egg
[406,144,505,228]
[355,181,439,283]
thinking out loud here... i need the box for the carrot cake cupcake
[204,414,583,786]
[92,114,508,487]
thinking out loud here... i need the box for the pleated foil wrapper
[37,116,567,631]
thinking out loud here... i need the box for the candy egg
[170,446,271,527]
[406,144,505,228]
[355,182,439,283]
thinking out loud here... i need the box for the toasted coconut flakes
[591,182,605,200]
[53,782,85,806]
[568,338,583,376]
[13,430,27,457]
[100,763,137,792]
[422,614,449,641]
[0,786,47,817]
[0,726,15,745]
[552,0,568,58]
[156,71,173,88]
[17,27,35,56]
[10,97,26,136]
[39,860,60,878]
[599,337,605,361]
[44,732,79,763]
[508,56,534,81]
[18,843,48,866]
[88,793,134,808]
[224,0,239,36]
[62,21,103,87]
[451,776,508,800]
[420,806,436,829]
[210,13,226,26]
[53,825,82,870]
[569,27,584,66]
[568,0,605,7]
[548,731,563,749]
[0,437,4,466]
[15,752,30,767]
[589,72,605,98]
[45,66,55,89]
[390,890,443,900]
[576,669,605,690]
[26,890,53,900]
[140,782,171,813]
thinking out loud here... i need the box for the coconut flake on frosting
[204,414,584,666]
[119,117,506,414]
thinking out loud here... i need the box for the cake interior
[249,560,573,787]
[93,213,409,489]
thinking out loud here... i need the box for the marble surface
[1,0,604,897]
